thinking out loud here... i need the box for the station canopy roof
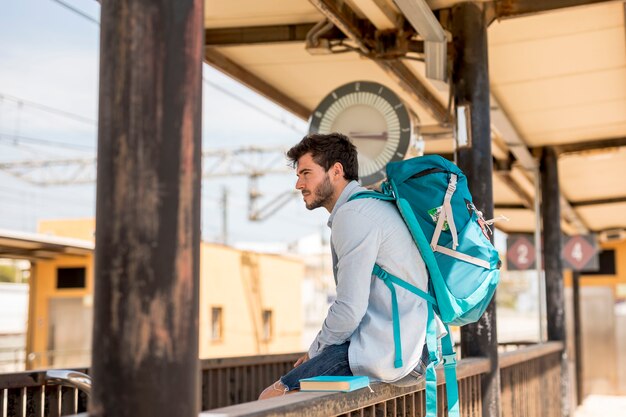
[203,0,626,238]
[0,229,93,260]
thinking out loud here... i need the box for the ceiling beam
[570,196,626,207]
[309,0,450,124]
[494,0,619,19]
[380,61,450,123]
[205,23,346,47]
[494,204,526,210]
[495,170,534,208]
[548,136,626,155]
[204,48,311,121]
[309,0,372,53]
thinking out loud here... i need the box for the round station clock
[308,81,413,186]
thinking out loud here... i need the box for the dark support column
[451,4,501,417]
[541,147,566,341]
[573,271,584,405]
[91,0,203,416]
[541,146,570,416]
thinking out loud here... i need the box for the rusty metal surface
[91,0,204,416]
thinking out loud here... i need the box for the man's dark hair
[286,132,359,181]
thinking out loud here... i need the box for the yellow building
[24,219,303,369]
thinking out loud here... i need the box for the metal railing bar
[44,370,91,396]
[200,352,304,370]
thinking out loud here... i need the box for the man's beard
[305,174,334,210]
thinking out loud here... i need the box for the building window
[56,267,86,289]
[583,250,616,276]
[262,309,273,342]
[211,307,223,342]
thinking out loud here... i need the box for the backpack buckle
[442,353,457,368]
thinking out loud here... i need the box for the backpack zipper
[409,167,447,179]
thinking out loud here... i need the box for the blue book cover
[299,375,370,392]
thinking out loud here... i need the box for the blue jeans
[280,342,352,391]
[280,342,429,390]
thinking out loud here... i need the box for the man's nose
[295,178,304,190]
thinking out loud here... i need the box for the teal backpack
[349,155,501,417]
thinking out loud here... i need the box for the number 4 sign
[562,235,599,272]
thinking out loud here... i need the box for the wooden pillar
[451,3,501,417]
[91,0,204,416]
[540,146,570,416]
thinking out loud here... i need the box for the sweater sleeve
[308,208,381,358]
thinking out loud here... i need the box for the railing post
[451,3,501,417]
[91,0,204,416]
[540,146,571,416]
[572,271,583,405]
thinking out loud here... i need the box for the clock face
[308,81,412,186]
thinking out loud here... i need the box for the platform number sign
[506,234,536,271]
[562,235,599,272]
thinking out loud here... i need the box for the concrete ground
[574,395,626,417]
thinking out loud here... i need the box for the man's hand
[294,353,309,368]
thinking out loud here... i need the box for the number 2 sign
[506,234,536,271]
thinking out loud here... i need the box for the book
[299,375,370,392]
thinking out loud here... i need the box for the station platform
[574,395,626,417]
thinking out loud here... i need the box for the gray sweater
[308,181,430,382]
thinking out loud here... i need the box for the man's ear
[332,162,344,179]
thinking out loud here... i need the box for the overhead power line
[0,93,97,125]
[202,77,305,135]
[0,132,95,151]
[49,0,100,25]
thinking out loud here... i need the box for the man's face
[295,153,335,211]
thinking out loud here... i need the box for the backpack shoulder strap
[440,328,460,417]
[354,182,461,417]
[348,190,395,202]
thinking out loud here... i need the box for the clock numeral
[355,82,360,91]
[396,152,404,157]
[332,92,338,99]
[378,86,383,95]
[314,111,323,118]
[394,103,403,110]
[402,128,410,132]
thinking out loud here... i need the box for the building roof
[0,228,93,260]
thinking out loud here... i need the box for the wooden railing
[0,343,563,417]
[200,357,490,417]
[500,342,564,417]
[201,342,564,417]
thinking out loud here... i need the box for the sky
[0,0,330,246]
